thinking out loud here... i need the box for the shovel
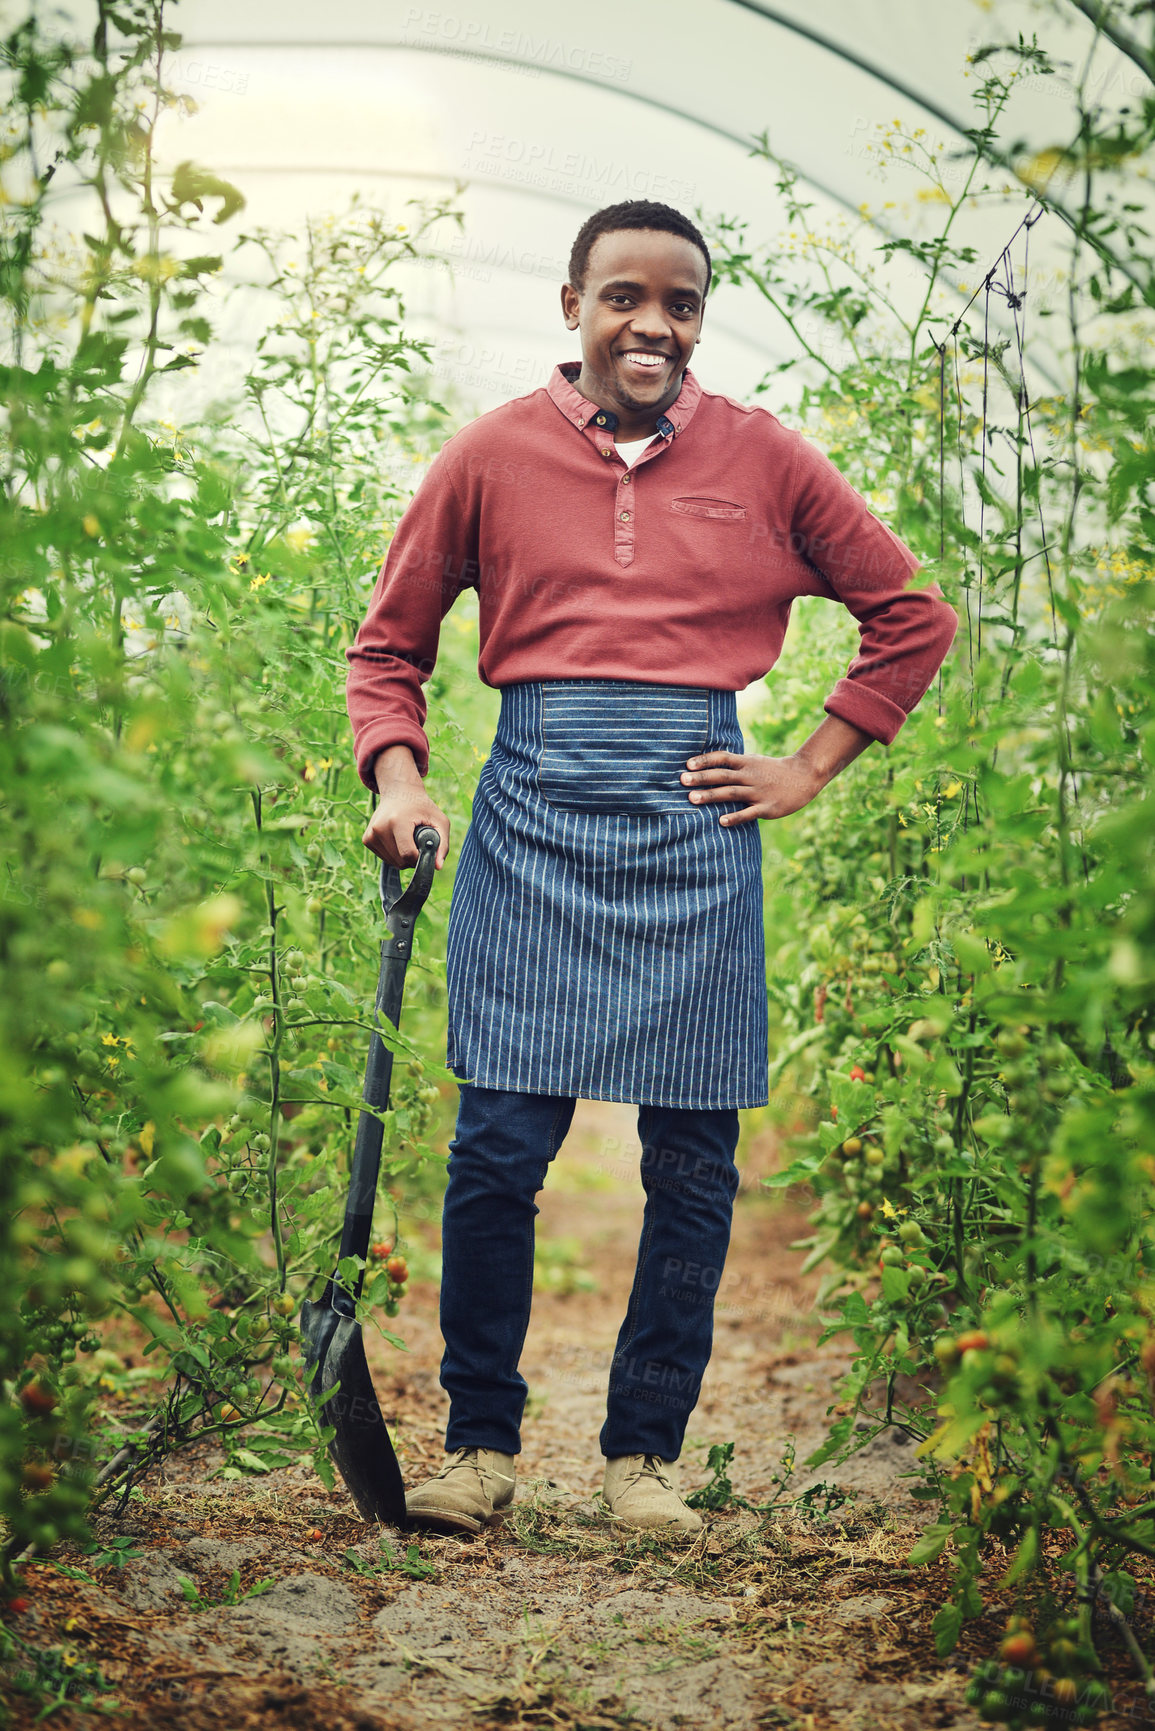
[299,823,440,1524]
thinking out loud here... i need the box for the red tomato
[956,1330,991,1354]
[20,1381,56,1417]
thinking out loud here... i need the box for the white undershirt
[615,435,658,467]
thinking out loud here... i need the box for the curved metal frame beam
[177,36,1057,375]
[209,163,792,365]
[177,36,938,231]
[720,0,1148,294]
[721,1,975,141]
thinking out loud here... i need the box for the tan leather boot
[404,1447,516,1536]
[602,1453,703,1536]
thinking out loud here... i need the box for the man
[345,199,957,1538]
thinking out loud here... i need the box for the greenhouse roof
[35,0,1155,414]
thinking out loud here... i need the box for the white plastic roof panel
[28,1,1154,417]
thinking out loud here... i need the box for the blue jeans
[439,1083,741,1461]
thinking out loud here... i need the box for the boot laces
[623,1453,677,1492]
[436,1447,513,1489]
[435,1446,481,1482]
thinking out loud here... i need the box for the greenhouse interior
[2,1,1155,1727]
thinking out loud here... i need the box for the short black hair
[567,200,712,297]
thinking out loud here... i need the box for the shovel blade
[299,1296,407,1526]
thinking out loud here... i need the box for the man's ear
[560,282,580,330]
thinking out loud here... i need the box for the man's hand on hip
[681,714,876,826]
[680,750,829,823]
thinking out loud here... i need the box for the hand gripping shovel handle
[298,824,439,1526]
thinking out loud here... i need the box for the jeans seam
[610,1103,659,1375]
[516,1094,573,1403]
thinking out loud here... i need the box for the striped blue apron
[445,681,768,1109]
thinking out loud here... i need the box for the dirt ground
[5,1102,1154,1729]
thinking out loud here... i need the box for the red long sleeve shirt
[346,360,958,787]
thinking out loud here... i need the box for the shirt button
[601,448,613,458]
[577,419,584,428]
[621,472,631,483]
[619,510,631,521]
[594,414,606,425]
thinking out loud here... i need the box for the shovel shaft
[336,940,406,1279]
[330,826,439,1309]
[300,824,440,1526]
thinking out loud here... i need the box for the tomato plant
[709,30,1155,1721]
[0,3,476,1581]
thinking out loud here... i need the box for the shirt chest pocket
[669,496,748,521]
[538,683,710,815]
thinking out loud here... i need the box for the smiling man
[346,199,957,1539]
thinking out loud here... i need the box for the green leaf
[932,1601,963,1655]
[907,1521,953,1566]
[881,1264,912,1303]
[995,1523,1038,1588]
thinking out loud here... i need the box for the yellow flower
[943,781,961,799]
[303,761,317,782]
[101,1033,120,1047]
[249,572,271,591]
[1019,148,1069,193]
[880,1198,897,1220]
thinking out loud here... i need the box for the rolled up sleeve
[789,436,958,745]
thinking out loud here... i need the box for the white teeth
[623,353,665,367]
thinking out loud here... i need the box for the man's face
[561,229,708,430]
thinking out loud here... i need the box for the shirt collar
[546,359,702,440]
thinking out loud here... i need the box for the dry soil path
[9,1104,1148,1729]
